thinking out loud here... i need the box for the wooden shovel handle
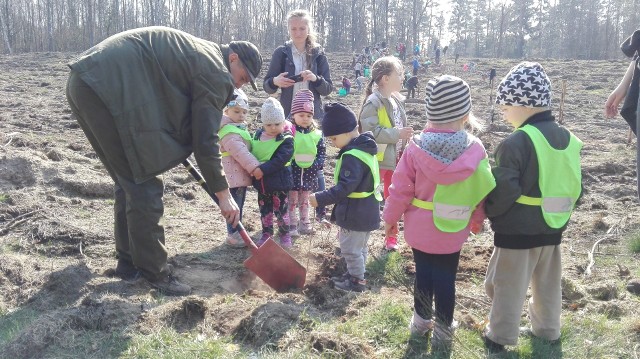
[181,159,258,252]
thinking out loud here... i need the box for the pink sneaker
[385,236,398,251]
[256,233,271,247]
[280,233,293,249]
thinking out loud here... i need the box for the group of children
[219,56,582,353]
[219,89,325,249]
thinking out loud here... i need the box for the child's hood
[338,131,378,157]
[406,131,487,185]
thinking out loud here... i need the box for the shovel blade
[243,238,306,292]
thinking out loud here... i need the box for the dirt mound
[234,301,316,348]
[309,331,374,358]
[0,155,37,189]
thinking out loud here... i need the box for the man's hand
[215,189,240,226]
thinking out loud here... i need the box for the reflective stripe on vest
[293,129,322,168]
[514,125,582,229]
[250,133,293,166]
[376,106,393,162]
[219,125,251,158]
[334,149,382,201]
[411,158,496,233]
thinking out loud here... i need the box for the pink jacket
[382,131,488,254]
[219,116,260,188]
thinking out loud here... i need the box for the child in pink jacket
[219,89,261,247]
[382,76,495,350]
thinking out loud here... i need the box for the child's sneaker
[225,232,246,248]
[334,275,367,292]
[280,233,293,249]
[289,228,300,237]
[299,222,315,235]
[409,311,434,336]
[384,236,398,251]
[482,329,505,353]
[432,320,458,350]
[256,233,271,247]
[330,272,350,282]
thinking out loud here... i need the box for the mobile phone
[286,74,304,82]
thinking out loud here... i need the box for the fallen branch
[584,214,627,276]
[0,209,42,235]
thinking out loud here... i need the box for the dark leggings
[412,248,461,326]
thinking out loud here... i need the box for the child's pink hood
[382,132,489,254]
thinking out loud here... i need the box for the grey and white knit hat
[425,75,472,123]
[260,97,285,124]
[496,62,551,107]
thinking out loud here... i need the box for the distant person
[483,62,582,352]
[66,26,261,296]
[412,56,420,76]
[342,76,352,94]
[355,75,367,92]
[359,56,413,251]
[489,68,497,88]
[354,61,363,79]
[262,9,333,224]
[443,45,449,56]
[414,43,421,56]
[406,75,418,99]
[384,75,493,350]
[310,103,381,292]
[455,53,460,64]
[435,47,441,65]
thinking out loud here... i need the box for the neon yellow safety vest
[251,133,293,166]
[219,125,252,157]
[334,149,383,201]
[293,129,322,168]
[376,106,393,161]
[515,125,582,229]
[411,158,496,233]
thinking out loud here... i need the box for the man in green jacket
[65,26,263,296]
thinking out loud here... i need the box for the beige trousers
[484,245,562,345]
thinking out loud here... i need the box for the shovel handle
[181,159,258,252]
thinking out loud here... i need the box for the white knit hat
[425,75,472,123]
[227,89,250,110]
[260,97,285,124]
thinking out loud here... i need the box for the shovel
[181,159,306,292]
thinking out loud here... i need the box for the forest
[0,0,638,59]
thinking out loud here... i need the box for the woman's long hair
[287,9,319,70]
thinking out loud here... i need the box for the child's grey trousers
[338,228,371,280]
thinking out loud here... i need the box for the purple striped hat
[291,89,314,116]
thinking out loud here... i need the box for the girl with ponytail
[358,56,414,251]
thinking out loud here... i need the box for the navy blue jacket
[315,132,380,232]
[263,42,333,119]
[252,129,294,193]
[291,124,326,191]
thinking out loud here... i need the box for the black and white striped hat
[425,75,472,123]
[496,62,551,107]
